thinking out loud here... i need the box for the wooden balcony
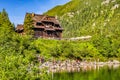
[34,25,45,29]
[45,27,55,31]
[54,27,64,31]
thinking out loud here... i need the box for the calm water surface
[52,65,120,80]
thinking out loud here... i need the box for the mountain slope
[45,0,80,16]
[45,0,120,38]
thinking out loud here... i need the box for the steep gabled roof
[26,13,60,25]
[42,16,60,24]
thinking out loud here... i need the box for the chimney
[32,12,35,17]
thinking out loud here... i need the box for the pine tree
[0,9,14,51]
[24,13,34,35]
[0,9,14,31]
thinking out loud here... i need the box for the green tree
[24,13,34,35]
[0,9,14,31]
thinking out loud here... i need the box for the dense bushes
[0,9,50,80]
[31,38,120,61]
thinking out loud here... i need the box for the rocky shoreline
[39,60,120,73]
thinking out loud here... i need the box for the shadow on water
[52,65,120,80]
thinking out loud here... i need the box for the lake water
[52,65,120,80]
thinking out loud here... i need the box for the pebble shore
[39,60,120,73]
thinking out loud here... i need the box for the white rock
[111,0,116,3]
[92,23,96,26]
[101,0,110,5]
[113,60,120,64]
[111,4,119,10]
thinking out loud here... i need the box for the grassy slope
[44,0,80,16]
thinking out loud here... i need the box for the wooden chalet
[16,13,63,39]
[15,24,24,35]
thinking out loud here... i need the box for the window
[55,24,60,28]
[36,22,42,26]
[47,31,53,37]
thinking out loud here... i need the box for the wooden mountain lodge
[15,13,63,39]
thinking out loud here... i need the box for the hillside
[45,0,81,16]
[45,0,120,38]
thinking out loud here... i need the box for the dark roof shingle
[16,24,24,31]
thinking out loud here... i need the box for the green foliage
[92,35,120,58]
[44,0,81,16]
[0,10,50,80]
[24,13,34,35]
[0,9,14,31]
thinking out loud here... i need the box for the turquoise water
[52,66,120,80]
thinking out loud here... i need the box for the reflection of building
[16,13,63,39]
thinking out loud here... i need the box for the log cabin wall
[34,28,44,38]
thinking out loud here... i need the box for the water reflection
[52,65,120,80]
